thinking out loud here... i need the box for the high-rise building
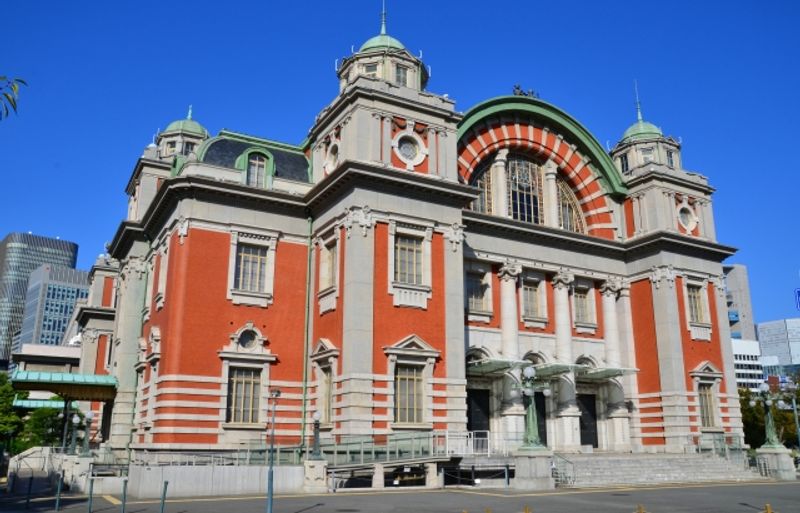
[723,264,756,340]
[0,233,78,366]
[757,318,800,368]
[731,339,764,392]
[13,264,89,353]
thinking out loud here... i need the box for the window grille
[247,154,267,188]
[466,273,487,312]
[234,244,268,292]
[395,364,423,423]
[470,161,493,214]
[557,178,585,233]
[523,282,539,317]
[227,367,261,423]
[507,155,543,224]
[698,383,715,428]
[394,235,423,285]
[574,289,591,323]
[687,285,706,323]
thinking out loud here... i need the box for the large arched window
[557,178,585,234]
[246,153,267,188]
[469,152,584,234]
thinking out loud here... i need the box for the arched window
[246,153,267,188]
[507,154,543,224]
[469,152,584,234]
[557,178,585,234]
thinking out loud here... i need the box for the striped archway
[457,96,627,240]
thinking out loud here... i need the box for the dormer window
[640,147,654,163]
[166,141,176,156]
[667,150,675,168]
[246,153,267,188]
[395,64,408,86]
[364,63,378,78]
[183,142,196,156]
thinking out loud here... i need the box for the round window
[398,137,418,161]
[237,330,257,349]
[678,206,695,230]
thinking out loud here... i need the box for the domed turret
[610,88,681,175]
[156,106,209,160]
[336,7,428,92]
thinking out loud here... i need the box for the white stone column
[665,191,677,232]
[600,279,621,368]
[427,127,438,176]
[552,271,574,364]
[491,149,509,217]
[552,270,580,451]
[499,262,522,360]
[382,115,392,165]
[543,160,559,228]
[371,112,382,163]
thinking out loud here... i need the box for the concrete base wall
[127,465,304,498]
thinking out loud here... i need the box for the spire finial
[634,80,643,122]
[187,105,193,120]
[380,0,387,35]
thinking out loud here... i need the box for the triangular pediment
[690,360,723,378]
[384,334,440,359]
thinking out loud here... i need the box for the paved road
[3,481,799,513]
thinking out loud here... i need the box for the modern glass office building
[0,233,78,367]
[14,264,89,352]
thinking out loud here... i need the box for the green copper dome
[621,119,663,142]
[358,8,406,52]
[359,34,405,52]
[163,106,207,136]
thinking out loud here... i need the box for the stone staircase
[560,453,768,488]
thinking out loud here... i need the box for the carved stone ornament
[178,216,189,245]
[710,274,726,297]
[552,270,575,290]
[80,328,99,346]
[343,206,375,238]
[498,261,522,282]
[600,277,623,297]
[444,223,464,252]
[649,265,676,289]
[121,256,147,282]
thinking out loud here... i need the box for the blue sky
[1,1,798,324]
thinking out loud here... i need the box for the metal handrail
[552,453,575,487]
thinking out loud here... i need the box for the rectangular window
[166,141,176,156]
[183,142,196,155]
[321,366,333,423]
[394,235,423,285]
[574,289,591,324]
[620,153,629,173]
[687,285,706,323]
[666,150,675,168]
[522,282,540,318]
[698,383,715,428]
[640,147,654,163]
[320,242,337,290]
[226,367,261,424]
[234,244,268,293]
[395,364,423,424]
[364,63,378,78]
[466,273,488,312]
[395,64,408,86]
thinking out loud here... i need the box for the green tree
[14,407,63,453]
[0,374,24,451]
[0,76,27,119]
[740,386,800,449]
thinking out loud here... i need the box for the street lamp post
[516,366,552,451]
[82,411,95,456]
[266,389,281,513]
[69,414,80,455]
[310,411,323,460]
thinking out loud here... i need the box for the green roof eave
[457,95,627,199]
[11,370,118,401]
[13,398,78,409]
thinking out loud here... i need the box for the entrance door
[467,389,491,454]
[577,393,598,448]
[466,389,491,432]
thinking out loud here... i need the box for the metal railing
[551,453,575,487]
[129,446,306,466]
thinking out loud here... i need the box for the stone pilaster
[552,270,580,451]
[491,149,509,217]
[543,160,559,228]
